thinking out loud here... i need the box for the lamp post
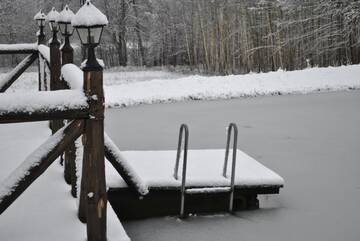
[47,7,62,136]
[34,10,47,92]
[72,1,108,240]
[57,5,76,195]
[34,10,46,45]
[57,5,75,65]
[47,7,61,92]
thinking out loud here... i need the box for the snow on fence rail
[0,120,84,215]
[0,53,38,93]
[104,133,149,196]
[61,64,83,89]
[0,90,88,123]
[0,43,38,54]
[38,45,50,64]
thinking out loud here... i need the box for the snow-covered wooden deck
[106,149,284,219]
[106,150,284,189]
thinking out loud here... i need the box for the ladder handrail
[173,124,189,180]
[222,123,238,212]
[173,124,189,217]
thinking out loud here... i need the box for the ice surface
[105,91,360,241]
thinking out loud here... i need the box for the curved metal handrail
[174,124,189,180]
[173,124,189,217]
[222,123,238,212]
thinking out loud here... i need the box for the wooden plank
[0,44,37,55]
[104,134,148,196]
[0,53,38,92]
[0,49,37,55]
[108,187,268,220]
[0,108,89,124]
[0,120,84,215]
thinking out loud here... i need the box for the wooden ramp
[105,149,284,220]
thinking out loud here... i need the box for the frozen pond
[105,91,360,241]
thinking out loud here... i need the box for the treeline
[1,0,360,74]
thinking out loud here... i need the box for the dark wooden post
[37,24,46,91]
[61,37,74,65]
[78,47,107,241]
[50,28,64,135]
[61,34,77,195]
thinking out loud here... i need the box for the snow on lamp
[57,5,75,36]
[47,7,60,32]
[72,0,108,46]
[34,10,46,27]
[34,10,46,45]
[72,0,108,70]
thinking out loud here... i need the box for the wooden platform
[105,149,284,220]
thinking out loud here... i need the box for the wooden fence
[0,27,144,241]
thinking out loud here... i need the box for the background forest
[1,0,360,74]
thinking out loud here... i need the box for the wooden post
[50,29,63,135]
[78,47,107,241]
[61,35,77,195]
[38,25,46,91]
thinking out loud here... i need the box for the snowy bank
[105,65,360,108]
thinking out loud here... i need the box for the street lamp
[72,1,109,237]
[34,10,46,44]
[47,7,60,33]
[57,5,75,37]
[57,5,75,65]
[72,0,108,70]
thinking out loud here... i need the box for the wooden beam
[104,134,149,196]
[0,53,38,92]
[0,49,37,55]
[0,108,89,124]
[0,120,84,215]
[108,187,270,220]
[0,44,37,55]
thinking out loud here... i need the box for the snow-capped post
[58,5,77,191]
[72,1,108,240]
[34,10,46,45]
[58,5,75,66]
[47,8,63,135]
[34,10,47,91]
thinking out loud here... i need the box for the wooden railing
[0,30,148,241]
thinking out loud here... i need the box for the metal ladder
[173,123,238,217]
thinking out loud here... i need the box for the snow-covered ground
[0,122,130,241]
[1,65,360,108]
